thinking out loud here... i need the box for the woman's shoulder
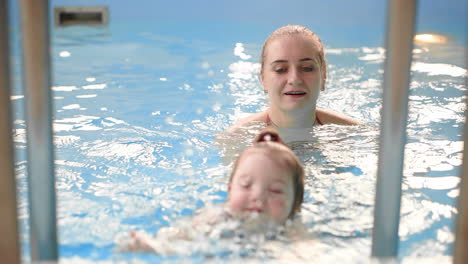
[316,108,361,125]
[227,111,268,133]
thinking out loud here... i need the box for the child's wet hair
[229,128,304,218]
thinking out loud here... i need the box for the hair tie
[258,131,280,143]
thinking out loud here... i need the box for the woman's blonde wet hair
[228,128,305,218]
[260,24,327,91]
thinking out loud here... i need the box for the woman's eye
[303,66,315,72]
[274,68,287,73]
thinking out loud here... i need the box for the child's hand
[118,230,158,253]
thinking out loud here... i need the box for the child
[226,128,304,223]
[119,128,306,256]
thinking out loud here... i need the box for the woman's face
[262,35,324,112]
[227,152,295,223]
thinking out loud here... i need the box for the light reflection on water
[10,19,465,263]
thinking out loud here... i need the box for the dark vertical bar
[372,0,417,257]
[20,0,58,261]
[454,83,468,263]
[0,0,21,262]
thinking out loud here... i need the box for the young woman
[228,25,360,132]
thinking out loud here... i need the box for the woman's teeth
[285,91,306,95]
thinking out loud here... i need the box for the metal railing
[372,0,417,257]
[20,0,58,261]
[454,82,468,263]
[0,0,21,263]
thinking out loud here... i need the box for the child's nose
[251,189,266,206]
[254,199,264,209]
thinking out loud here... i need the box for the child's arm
[119,228,190,255]
[119,230,160,253]
[118,206,226,255]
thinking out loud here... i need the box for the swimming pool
[9,0,466,263]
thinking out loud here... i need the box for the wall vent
[54,6,108,27]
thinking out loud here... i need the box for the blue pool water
[8,0,466,263]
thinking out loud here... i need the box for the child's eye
[270,188,283,194]
[240,181,251,189]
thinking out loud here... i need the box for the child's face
[227,152,295,223]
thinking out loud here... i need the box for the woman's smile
[284,90,307,98]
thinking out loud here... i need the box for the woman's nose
[288,69,303,87]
